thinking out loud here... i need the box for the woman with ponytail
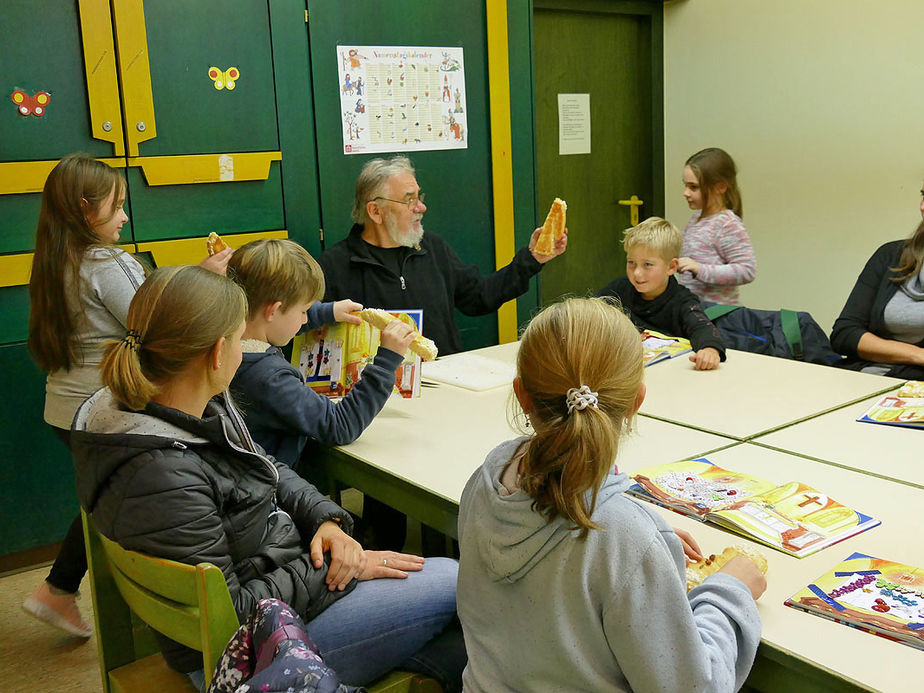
[457,297,765,692]
[70,266,464,691]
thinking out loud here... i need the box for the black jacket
[318,225,543,355]
[596,276,726,359]
[830,239,924,379]
[71,389,354,672]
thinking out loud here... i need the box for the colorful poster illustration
[337,45,468,155]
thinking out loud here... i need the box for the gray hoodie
[457,438,761,692]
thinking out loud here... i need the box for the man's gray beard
[385,214,425,248]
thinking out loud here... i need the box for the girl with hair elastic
[23,153,143,637]
[677,147,756,305]
[23,154,233,638]
[830,182,924,379]
[456,297,764,692]
[69,266,463,690]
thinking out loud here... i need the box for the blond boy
[229,239,415,467]
[596,217,725,370]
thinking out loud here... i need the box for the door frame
[531,0,664,219]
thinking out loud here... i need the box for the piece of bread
[685,544,767,591]
[207,232,229,256]
[358,308,439,361]
[535,197,567,255]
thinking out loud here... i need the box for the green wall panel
[0,286,31,344]
[0,1,111,161]
[0,343,78,555]
[127,164,285,242]
[138,0,279,156]
[269,0,324,257]
[0,192,41,254]
[307,0,497,350]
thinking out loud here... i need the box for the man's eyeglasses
[372,193,426,210]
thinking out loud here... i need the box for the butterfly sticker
[11,90,50,116]
[208,66,239,90]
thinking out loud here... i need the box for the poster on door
[337,45,468,155]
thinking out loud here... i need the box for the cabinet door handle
[78,0,125,156]
[111,0,157,156]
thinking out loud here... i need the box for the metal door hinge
[305,10,309,23]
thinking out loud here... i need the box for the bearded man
[319,155,567,356]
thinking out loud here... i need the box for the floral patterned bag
[207,598,362,693]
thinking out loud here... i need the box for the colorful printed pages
[641,330,692,367]
[857,381,924,429]
[627,459,880,558]
[421,352,515,391]
[291,309,423,399]
[785,552,924,651]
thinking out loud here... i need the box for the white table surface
[753,394,924,489]
[638,348,902,439]
[340,342,736,504]
[335,342,924,690]
[634,444,924,692]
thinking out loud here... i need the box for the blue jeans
[188,558,464,692]
[306,557,464,689]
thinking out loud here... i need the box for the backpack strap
[703,304,742,321]
[780,309,804,359]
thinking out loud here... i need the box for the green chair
[82,511,239,692]
[82,511,442,692]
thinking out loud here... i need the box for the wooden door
[534,1,663,304]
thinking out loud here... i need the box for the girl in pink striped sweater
[677,148,756,305]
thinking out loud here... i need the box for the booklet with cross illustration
[641,330,692,367]
[785,552,924,651]
[857,381,924,429]
[626,458,880,558]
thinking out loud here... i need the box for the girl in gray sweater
[457,297,765,691]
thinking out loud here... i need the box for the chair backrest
[83,511,239,689]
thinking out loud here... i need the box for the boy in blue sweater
[229,239,416,469]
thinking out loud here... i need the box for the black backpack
[704,304,844,366]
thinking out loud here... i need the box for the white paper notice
[558,93,591,155]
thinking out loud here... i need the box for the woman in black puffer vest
[71,265,464,691]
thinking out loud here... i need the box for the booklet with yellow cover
[291,309,423,399]
[857,381,924,429]
[641,330,692,367]
[785,552,924,651]
[627,458,880,558]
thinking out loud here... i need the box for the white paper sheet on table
[421,353,515,391]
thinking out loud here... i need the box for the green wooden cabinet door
[0,0,124,254]
[123,0,285,243]
[306,0,501,350]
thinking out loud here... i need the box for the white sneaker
[23,582,93,638]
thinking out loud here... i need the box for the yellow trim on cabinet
[0,253,34,288]
[135,230,288,268]
[0,159,126,196]
[0,242,137,288]
[486,1,518,344]
[128,152,283,186]
[111,0,156,156]
[78,0,126,156]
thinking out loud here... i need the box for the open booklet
[785,552,924,651]
[627,458,880,558]
[641,330,692,367]
[290,309,423,399]
[857,381,924,429]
